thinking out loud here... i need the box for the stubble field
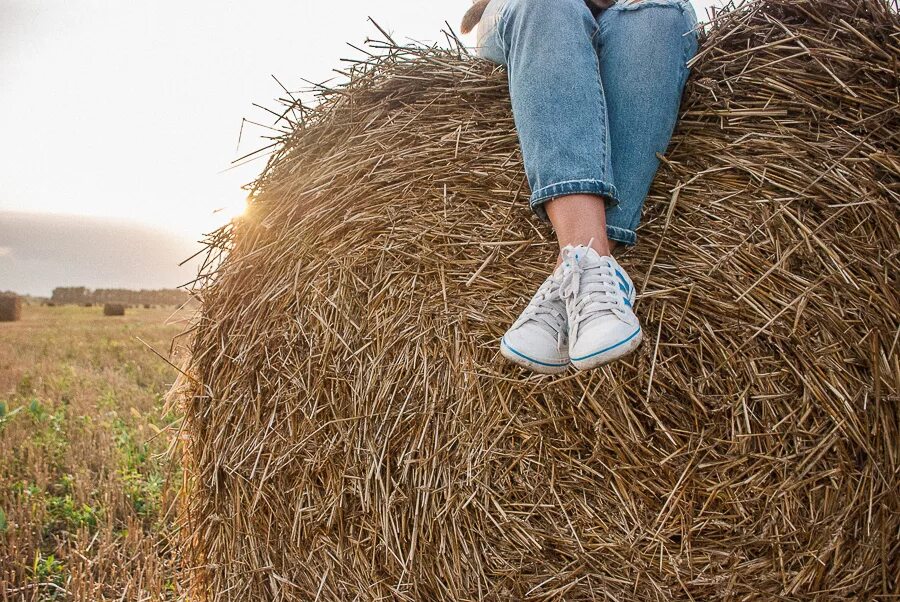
[0,305,190,601]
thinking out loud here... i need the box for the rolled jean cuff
[529,178,620,222]
[606,224,637,247]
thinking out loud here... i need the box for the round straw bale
[174,1,899,599]
[0,295,22,322]
[103,303,126,316]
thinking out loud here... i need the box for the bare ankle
[545,194,615,259]
[589,239,611,257]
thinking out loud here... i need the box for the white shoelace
[559,247,632,342]
[514,274,568,352]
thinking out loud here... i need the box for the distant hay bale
[172,1,899,600]
[144,304,152,309]
[0,295,22,322]
[103,303,126,316]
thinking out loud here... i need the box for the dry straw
[103,303,126,316]
[172,0,899,599]
[0,295,22,322]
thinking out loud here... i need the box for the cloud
[0,211,201,296]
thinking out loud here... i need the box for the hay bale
[175,1,899,599]
[103,303,126,316]
[0,295,22,322]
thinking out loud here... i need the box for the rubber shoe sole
[500,337,568,375]
[570,327,643,371]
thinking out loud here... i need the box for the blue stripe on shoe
[570,327,641,362]
[501,337,568,367]
[615,269,630,294]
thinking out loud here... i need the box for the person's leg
[479,0,620,256]
[556,2,698,370]
[596,0,699,248]
[478,0,624,373]
[478,0,697,372]
[545,194,612,259]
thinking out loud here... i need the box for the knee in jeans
[506,0,594,27]
[608,0,696,35]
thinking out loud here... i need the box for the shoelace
[515,275,568,352]
[559,247,631,341]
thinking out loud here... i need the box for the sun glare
[213,197,248,223]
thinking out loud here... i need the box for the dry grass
[0,305,189,601]
[174,0,899,599]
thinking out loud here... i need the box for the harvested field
[0,306,188,600]
[173,0,900,600]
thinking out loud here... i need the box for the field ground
[0,305,191,601]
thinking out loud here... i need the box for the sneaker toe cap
[501,325,569,368]
[570,318,641,363]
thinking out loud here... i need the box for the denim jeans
[477,0,699,246]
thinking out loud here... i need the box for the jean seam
[607,225,636,246]
[589,17,601,46]
[595,56,610,179]
[589,7,607,178]
[585,10,608,179]
[596,2,610,38]
[531,178,614,197]
[496,0,514,59]
[680,2,698,84]
[529,179,620,218]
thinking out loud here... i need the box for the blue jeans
[477,0,698,246]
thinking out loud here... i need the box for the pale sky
[1,0,719,240]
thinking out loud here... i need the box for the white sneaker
[500,267,569,374]
[559,245,642,370]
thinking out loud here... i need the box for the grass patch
[0,305,190,599]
